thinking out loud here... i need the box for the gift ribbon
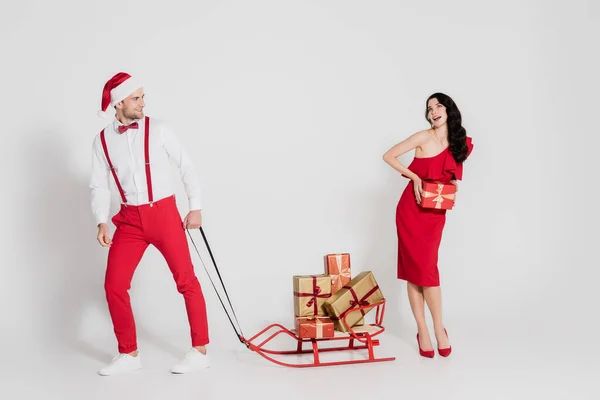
[293,276,332,315]
[422,183,455,209]
[299,316,328,338]
[310,316,324,338]
[341,284,380,318]
[330,254,351,290]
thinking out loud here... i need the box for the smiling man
[90,72,211,376]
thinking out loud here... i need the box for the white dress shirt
[90,117,202,225]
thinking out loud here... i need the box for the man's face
[117,87,145,120]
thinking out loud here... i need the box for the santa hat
[97,72,143,118]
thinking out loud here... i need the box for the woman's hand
[450,179,458,192]
[413,177,423,204]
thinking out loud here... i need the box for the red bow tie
[118,122,139,134]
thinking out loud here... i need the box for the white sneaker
[170,348,211,374]
[97,353,142,376]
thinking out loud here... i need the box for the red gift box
[324,253,351,294]
[420,181,456,210]
[294,316,335,339]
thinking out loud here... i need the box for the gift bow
[294,276,331,315]
[422,183,456,209]
[331,254,351,288]
[304,315,325,338]
[305,287,322,307]
[349,299,370,308]
[341,284,380,317]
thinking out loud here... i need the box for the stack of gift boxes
[292,253,385,339]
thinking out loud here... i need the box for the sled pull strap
[187,227,246,344]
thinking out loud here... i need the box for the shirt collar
[112,117,142,132]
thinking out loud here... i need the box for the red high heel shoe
[416,333,434,358]
[437,328,452,357]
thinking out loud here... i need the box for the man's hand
[97,223,112,247]
[184,210,202,229]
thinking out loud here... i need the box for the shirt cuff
[95,214,108,226]
[189,197,202,211]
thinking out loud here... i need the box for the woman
[382,92,473,358]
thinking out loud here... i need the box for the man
[90,72,210,376]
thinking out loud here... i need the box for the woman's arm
[382,130,428,179]
[383,130,429,203]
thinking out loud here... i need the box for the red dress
[396,137,473,287]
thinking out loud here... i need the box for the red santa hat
[97,72,143,118]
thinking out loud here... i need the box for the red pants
[105,195,209,353]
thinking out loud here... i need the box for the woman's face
[427,98,447,128]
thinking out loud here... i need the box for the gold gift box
[293,274,332,317]
[322,271,384,332]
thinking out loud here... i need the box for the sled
[239,299,395,367]
[188,228,396,368]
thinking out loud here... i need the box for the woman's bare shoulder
[411,129,433,140]
[411,129,435,145]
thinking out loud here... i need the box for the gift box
[324,253,351,294]
[322,271,384,332]
[294,316,335,339]
[420,181,456,210]
[293,274,332,317]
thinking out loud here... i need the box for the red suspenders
[100,116,153,205]
[100,129,127,204]
[143,117,153,203]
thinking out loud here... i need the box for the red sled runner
[187,228,396,368]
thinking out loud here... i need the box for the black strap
[186,227,246,345]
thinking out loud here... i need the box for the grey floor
[3,314,596,400]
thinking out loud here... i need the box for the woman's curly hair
[425,93,469,163]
